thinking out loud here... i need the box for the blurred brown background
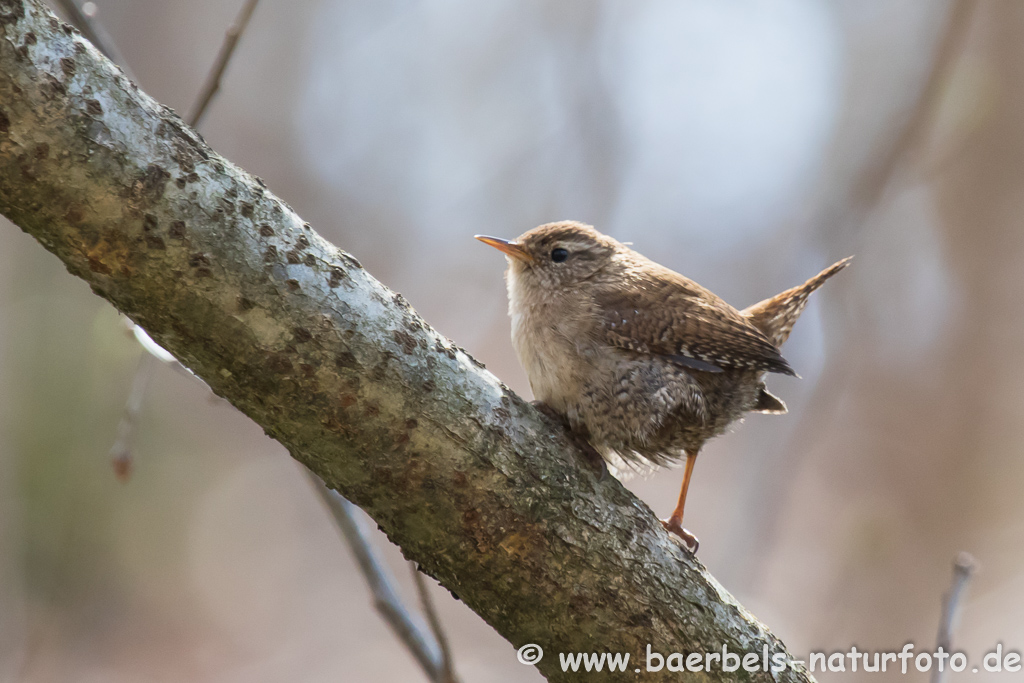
[3,0,1024,680]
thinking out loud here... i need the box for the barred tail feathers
[741,257,852,347]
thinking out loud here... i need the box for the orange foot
[661,518,699,554]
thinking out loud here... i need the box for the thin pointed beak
[474,235,534,263]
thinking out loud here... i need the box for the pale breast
[507,276,593,413]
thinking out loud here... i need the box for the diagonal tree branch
[0,1,814,680]
[53,5,464,676]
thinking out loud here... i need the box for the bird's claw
[581,444,609,481]
[530,400,562,423]
[531,400,608,480]
[661,518,699,554]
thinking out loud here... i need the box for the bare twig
[108,350,158,481]
[849,0,979,210]
[187,0,260,128]
[56,0,262,476]
[726,0,980,588]
[304,471,446,682]
[412,566,460,683]
[930,552,977,683]
[52,0,134,80]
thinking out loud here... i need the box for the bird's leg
[530,400,608,480]
[661,449,699,552]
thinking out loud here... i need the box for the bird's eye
[551,248,569,263]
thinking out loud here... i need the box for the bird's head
[475,221,620,291]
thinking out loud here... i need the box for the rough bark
[0,2,814,680]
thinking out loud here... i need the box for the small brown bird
[477,221,850,552]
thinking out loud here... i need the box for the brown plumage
[476,221,850,551]
[742,257,852,347]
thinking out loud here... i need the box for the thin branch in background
[930,552,977,683]
[108,324,196,479]
[726,0,980,589]
[304,470,448,682]
[849,0,979,211]
[187,0,260,128]
[109,350,158,481]
[52,0,134,80]
[412,566,460,683]
[57,0,262,477]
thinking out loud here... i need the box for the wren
[477,221,850,552]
